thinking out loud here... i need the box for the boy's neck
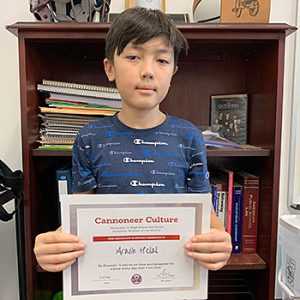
[117,108,166,129]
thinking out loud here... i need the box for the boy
[34,7,231,273]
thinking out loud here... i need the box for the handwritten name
[115,245,159,256]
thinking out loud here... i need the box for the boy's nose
[142,72,154,80]
[140,60,155,80]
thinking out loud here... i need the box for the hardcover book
[210,176,227,227]
[235,171,259,253]
[231,182,243,253]
[210,94,248,144]
[210,169,233,234]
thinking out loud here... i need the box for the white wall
[0,1,297,299]
[0,1,33,300]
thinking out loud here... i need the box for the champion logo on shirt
[97,142,120,148]
[150,170,175,176]
[130,180,165,188]
[106,131,133,138]
[98,184,117,188]
[141,150,180,157]
[178,144,196,150]
[87,124,114,129]
[81,132,96,138]
[77,178,94,186]
[109,151,132,155]
[123,157,154,164]
[170,124,196,130]
[155,131,177,137]
[168,162,186,168]
[101,170,141,178]
[134,139,168,147]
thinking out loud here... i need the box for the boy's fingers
[41,259,76,273]
[34,242,85,256]
[191,230,231,243]
[38,250,85,266]
[185,241,232,253]
[36,231,80,244]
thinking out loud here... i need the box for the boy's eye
[158,59,170,65]
[126,55,139,61]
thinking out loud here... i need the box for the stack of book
[38,79,121,150]
[210,169,259,254]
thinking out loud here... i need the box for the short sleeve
[72,133,97,193]
[186,130,211,193]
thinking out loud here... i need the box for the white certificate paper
[61,193,211,300]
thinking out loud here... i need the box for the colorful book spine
[231,182,243,253]
[210,176,227,227]
[226,170,233,235]
[218,191,227,227]
[211,183,218,213]
[235,171,260,253]
[211,169,233,234]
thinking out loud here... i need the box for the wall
[0,1,297,299]
[0,1,33,299]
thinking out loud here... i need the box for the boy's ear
[173,66,179,76]
[103,58,115,82]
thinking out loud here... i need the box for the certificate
[61,193,211,300]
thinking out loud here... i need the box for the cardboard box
[221,0,270,23]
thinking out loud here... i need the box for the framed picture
[221,0,271,23]
[210,94,248,144]
[125,0,166,12]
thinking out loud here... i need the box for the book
[211,182,218,214]
[210,94,248,144]
[210,176,228,227]
[46,94,122,109]
[231,182,243,253]
[38,84,121,100]
[38,145,73,151]
[39,106,117,116]
[235,171,260,253]
[41,79,119,94]
[211,169,234,234]
[38,111,105,147]
[56,166,73,194]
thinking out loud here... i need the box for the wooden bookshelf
[7,22,296,300]
[224,253,266,270]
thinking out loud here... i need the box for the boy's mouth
[136,85,156,92]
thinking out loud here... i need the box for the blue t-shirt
[72,114,210,194]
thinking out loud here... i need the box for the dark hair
[105,7,189,66]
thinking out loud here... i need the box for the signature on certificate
[155,268,175,279]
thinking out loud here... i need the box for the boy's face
[104,37,177,114]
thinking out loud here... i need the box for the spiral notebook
[38,81,121,101]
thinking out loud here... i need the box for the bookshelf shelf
[223,253,266,270]
[7,22,296,300]
[206,145,270,157]
[32,149,72,157]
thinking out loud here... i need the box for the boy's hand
[184,228,232,271]
[34,227,85,272]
